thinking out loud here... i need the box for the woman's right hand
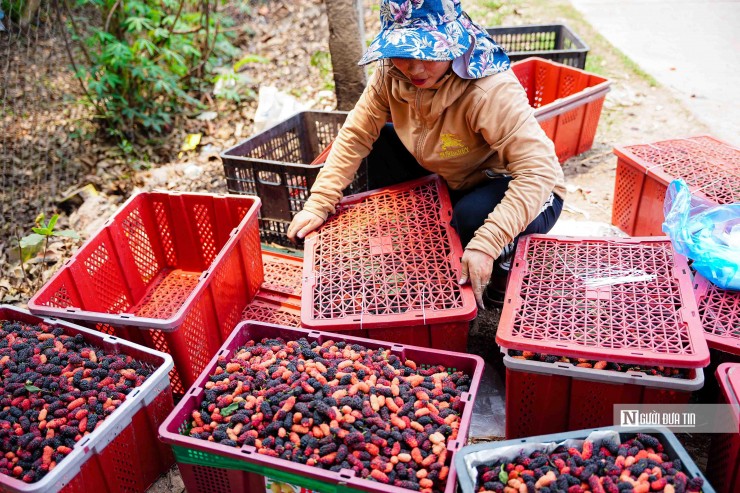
[287,210,325,243]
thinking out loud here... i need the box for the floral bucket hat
[359,0,510,79]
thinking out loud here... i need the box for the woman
[287,0,565,309]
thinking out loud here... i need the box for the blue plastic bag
[663,179,740,290]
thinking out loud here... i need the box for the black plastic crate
[221,111,369,247]
[486,23,589,69]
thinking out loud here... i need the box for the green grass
[524,0,658,86]
[610,46,659,87]
[481,0,504,9]
[465,0,519,27]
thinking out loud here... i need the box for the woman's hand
[459,249,495,309]
[287,210,325,243]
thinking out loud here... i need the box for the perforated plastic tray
[455,427,715,493]
[240,296,302,328]
[0,306,174,493]
[159,321,485,493]
[706,363,740,493]
[302,175,477,331]
[259,250,302,308]
[496,235,710,367]
[612,135,740,236]
[693,273,740,355]
[28,192,263,393]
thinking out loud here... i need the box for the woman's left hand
[459,249,495,309]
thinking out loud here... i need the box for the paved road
[569,0,740,144]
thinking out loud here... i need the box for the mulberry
[686,477,703,492]
[319,443,337,456]
[345,432,365,448]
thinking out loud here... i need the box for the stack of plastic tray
[454,427,714,493]
[486,24,589,68]
[707,363,740,493]
[28,192,263,395]
[239,250,303,328]
[496,235,710,438]
[693,273,740,401]
[511,57,611,163]
[159,321,484,493]
[0,306,174,493]
[220,111,369,247]
[612,135,740,236]
[301,175,477,352]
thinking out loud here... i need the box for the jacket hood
[387,65,471,122]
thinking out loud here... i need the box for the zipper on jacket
[414,89,427,166]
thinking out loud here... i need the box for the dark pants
[449,177,564,256]
[366,124,430,189]
[367,124,564,262]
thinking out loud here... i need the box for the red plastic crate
[693,273,740,355]
[707,363,740,493]
[235,250,303,327]
[511,57,611,163]
[706,363,740,493]
[260,250,302,309]
[301,175,477,352]
[0,306,174,493]
[612,135,740,236]
[496,235,710,367]
[28,192,264,394]
[240,296,302,327]
[159,321,484,493]
[502,349,704,438]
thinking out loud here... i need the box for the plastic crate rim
[501,348,705,391]
[717,363,740,420]
[485,22,590,51]
[220,110,351,159]
[534,85,610,122]
[612,134,739,167]
[28,193,262,331]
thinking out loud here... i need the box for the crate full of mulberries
[496,235,710,439]
[502,349,704,439]
[454,427,714,493]
[28,192,263,395]
[158,321,484,493]
[302,175,477,352]
[0,306,174,493]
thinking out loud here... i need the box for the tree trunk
[20,0,41,26]
[324,0,367,110]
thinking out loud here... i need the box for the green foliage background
[65,0,240,139]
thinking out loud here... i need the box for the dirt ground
[1,0,718,491]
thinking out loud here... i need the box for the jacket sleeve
[464,71,563,259]
[302,69,391,220]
